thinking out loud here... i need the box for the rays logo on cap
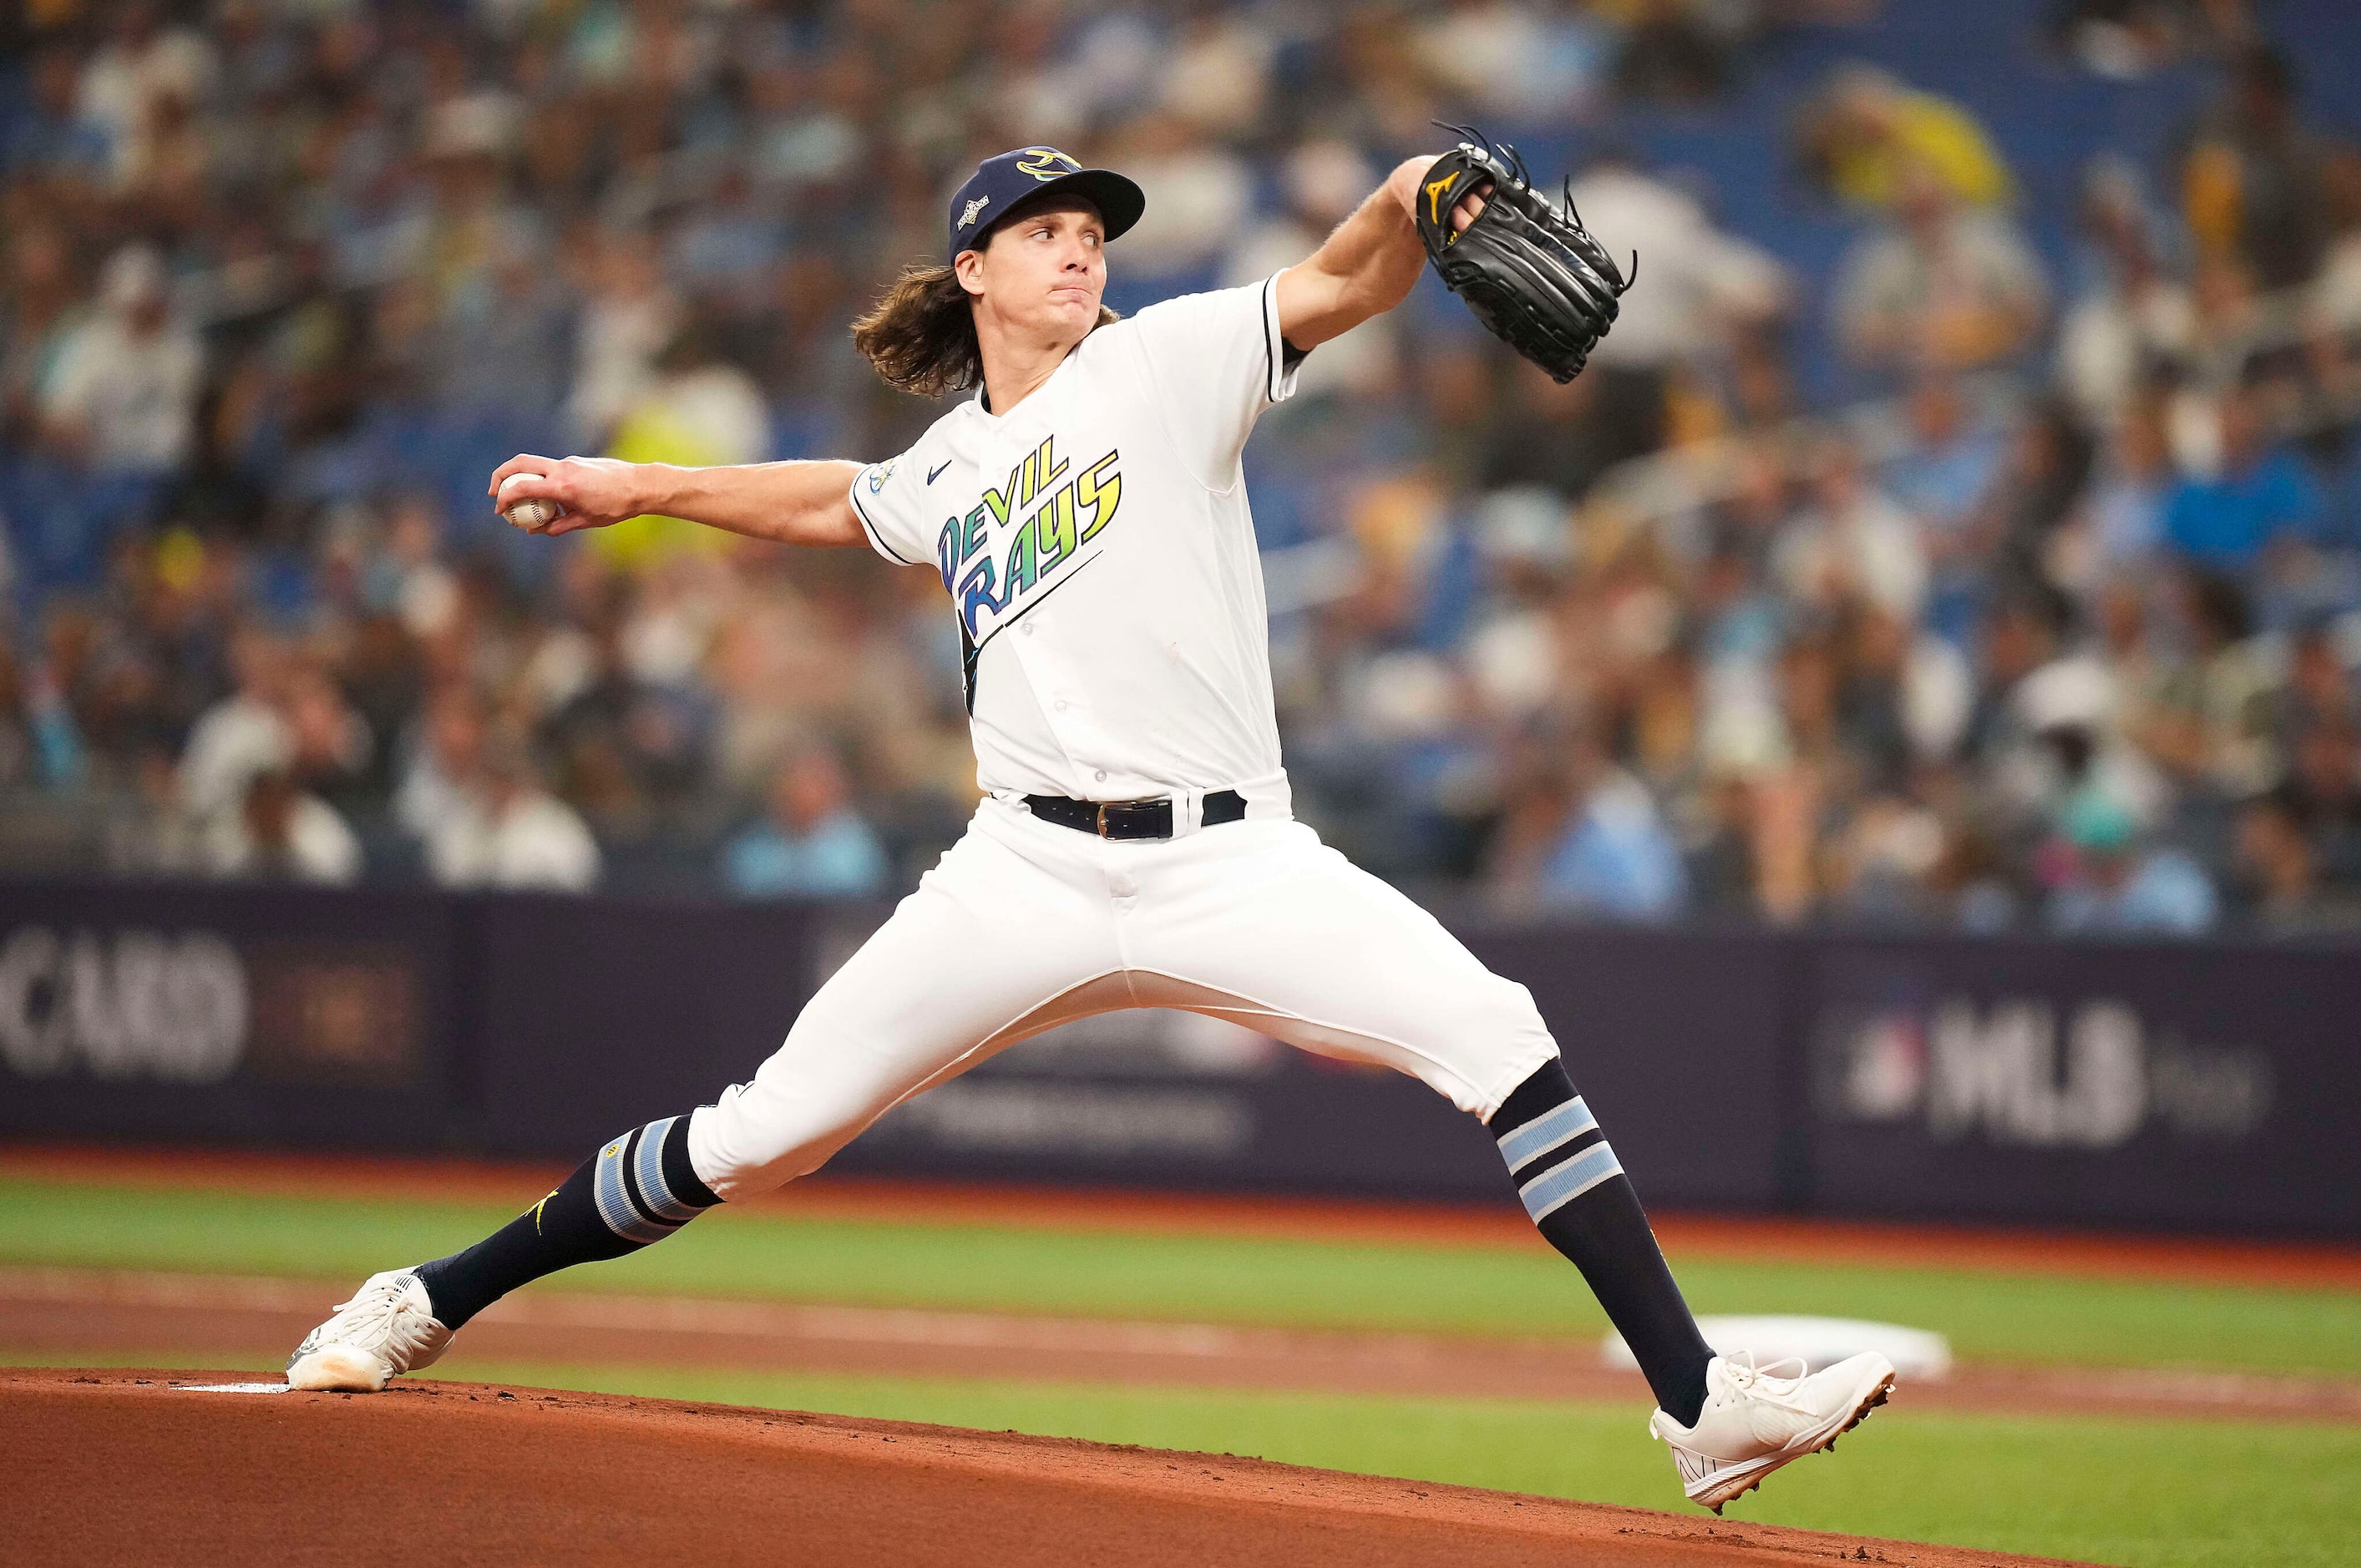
[947,147,1143,261]
[1016,148,1080,181]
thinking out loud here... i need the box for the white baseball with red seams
[680,277,1562,1201]
[499,470,564,530]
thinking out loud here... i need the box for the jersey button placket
[1012,609,1104,793]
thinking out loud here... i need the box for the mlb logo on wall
[1815,993,2273,1151]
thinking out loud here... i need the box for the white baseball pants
[685,792,1560,1199]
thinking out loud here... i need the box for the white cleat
[1649,1349,1896,1513]
[286,1270,453,1392]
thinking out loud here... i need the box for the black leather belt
[1023,789,1247,840]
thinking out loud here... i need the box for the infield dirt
[9,1264,2357,1425]
[9,1368,2082,1566]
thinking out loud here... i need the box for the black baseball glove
[1415,129,1634,383]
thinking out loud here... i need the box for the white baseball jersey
[682,274,1563,1202]
[847,277,1300,804]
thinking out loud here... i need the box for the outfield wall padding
[1,879,2353,1234]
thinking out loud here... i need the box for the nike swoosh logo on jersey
[927,460,953,484]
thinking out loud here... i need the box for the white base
[1605,1315,1951,1380]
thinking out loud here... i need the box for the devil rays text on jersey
[936,436,1122,647]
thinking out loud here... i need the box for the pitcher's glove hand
[1415,129,1634,383]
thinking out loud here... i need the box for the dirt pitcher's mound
[7,1370,2075,1567]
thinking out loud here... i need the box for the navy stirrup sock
[415,1115,720,1329]
[1491,1059,1713,1427]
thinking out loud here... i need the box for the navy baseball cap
[947,146,1145,261]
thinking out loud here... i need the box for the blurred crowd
[7,0,2361,938]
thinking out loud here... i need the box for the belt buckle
[1094,797,1162,839]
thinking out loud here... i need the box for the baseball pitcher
[290,141,1892,1512]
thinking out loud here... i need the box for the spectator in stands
[2234,790,2361,932]
[2058,394,2176,590]
[2308,150,2361,357]
[720,743,888,902]
[1960,586,2080,818]
[1833,164,2050,373]
[74,1,216,193]
[377,496,462,643]
[178,626,292,834]
[3,43,113,184]
[2044,786,2218,933]
[1,223,82,450]
[1881,374,2009,639]
[567,229,681,449]
[598,316,771,569]
[2143,570,2281,801]
[1224,142,1401,402]
[1825,789,1948,923]
[1493,720,1688,922]
[1104,114,1253,284]
[1772,439,1928,625]
[1480,360,1661,501]
[2279,620,2358,739]
[2052,0,2235,80]
[2161,381,2323,569]
[1462,489,1573,726]
[1974,398,2099,603]
[2277,718,2361,883]
[0,644,28,792]
[669,161,784,319]
[395,686,486,847]
[1162,8,1279,134]
[541,604,718,837]
[203,765,362,886]
[1564,149,1791,409]
[2056,157,2196,423]
[2178,44,2343,291]
[1408,0,1613,120]
[38,245,202,473]
[423,732,601,893]
[1613,0,1747,104]
[1884,375,2008,537]
[432,216,574,421]
[281,660,373,818]
[1795,63,2014,213]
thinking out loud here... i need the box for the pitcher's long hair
[851,263,1117,399]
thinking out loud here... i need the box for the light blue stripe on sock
[592,1132,676,1244]
[1518,1141,1624,1223]
[632,1116,702,1223]
[1495,1097,1598,1171]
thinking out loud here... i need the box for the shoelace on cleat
[320,1278,423,1349]
[1713,1349,1819,1414]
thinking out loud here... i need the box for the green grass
[2,1177,2357,1377]
[13,1346,2356,1568]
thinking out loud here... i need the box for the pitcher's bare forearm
[633,459,869,547]
[1275,155,1484,351]
[486,455,868,549]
